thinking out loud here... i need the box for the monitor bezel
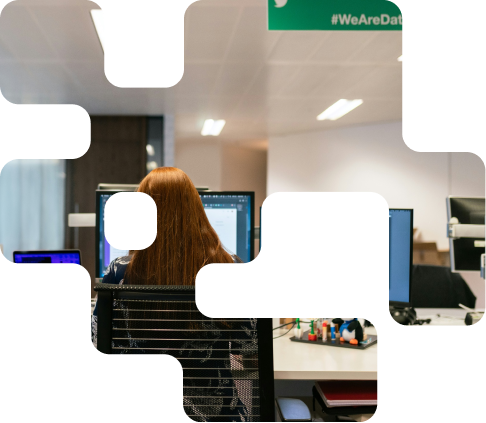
[96,190,128,278]
[389,208,414,308]
[198,190,255,262]
[447,196,485,272]
[97,183,139,191]
[13,249,82,264]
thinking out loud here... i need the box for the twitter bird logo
[274,0,288,8]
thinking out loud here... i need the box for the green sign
[268,0,402,31]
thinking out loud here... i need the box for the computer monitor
[13,250,81,264]
[389,209,413,306]
[96,190,131,278]
[95,189,255,277]
[198,191,255,263]
[97,183,139,191]
[481,216,486,279]
[98,183,210,191]
[447,196,485,272]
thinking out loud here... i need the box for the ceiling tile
[226,6,280,63]
[349,31,402,63]
[172,63,220,95]
[63,60,110,93]
[267,97,305,121]
[269,31,327,62]
[15,0,78,5]
[185,4,241,62]
[205,95,239,117]
[312,65,376,98]
[174,95,209,116]
[279,65,339,97]
[23,62,76,93]
[232,95,267,120]
[310,31,377,63]
[28,5,103,61]
[0,4,57,60]
[246,64,300,96]
[0,61,31,99]
[212,62,259,97]
[346,66,402,99]
[0,37,15,61]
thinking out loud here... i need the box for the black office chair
[411,264,476,308]
[95,283,311,422]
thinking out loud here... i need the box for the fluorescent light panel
[317,99,363,121]
[201,119,226,136]
[90,9,104,52]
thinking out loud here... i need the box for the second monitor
[389,209,413,306]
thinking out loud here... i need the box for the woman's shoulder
[102,255,132,284]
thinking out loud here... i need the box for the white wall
[175,140,222,190]
[268,121,485,307]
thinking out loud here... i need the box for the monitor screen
[13,250,81,264]
[96,190,255,277]
[447,196,485,272]
[199,191,254,263]
[389,209,413,305]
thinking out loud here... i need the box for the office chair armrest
[276,397,312,422]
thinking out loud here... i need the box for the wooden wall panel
[65,116,147,296]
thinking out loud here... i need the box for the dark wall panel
[65,116,147,296]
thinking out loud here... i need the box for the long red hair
[125,167,234,285]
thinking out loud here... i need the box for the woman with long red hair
[91,167,255,421]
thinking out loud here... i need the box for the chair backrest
[411,264,476,308]
[94,283,275,422]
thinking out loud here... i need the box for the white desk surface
[415,308,483,325]
[272,327,377,381]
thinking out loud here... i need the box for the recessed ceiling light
[317,99,363,121]
[397,55,403,61]
[201,119,226,136]
[90,9,104,52]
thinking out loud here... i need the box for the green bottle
[308,319,317,341]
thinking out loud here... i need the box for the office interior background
[0,0,483,305]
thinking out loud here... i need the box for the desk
[415,308,484,325]
[272,327,377,420]
[273,327,377,380]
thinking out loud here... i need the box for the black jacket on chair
[411,264,476,308]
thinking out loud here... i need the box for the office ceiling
[0,0,402,147]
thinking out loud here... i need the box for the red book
[315,380,377,408]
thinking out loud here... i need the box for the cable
[273,323,295,339]
[413,319,432,325]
